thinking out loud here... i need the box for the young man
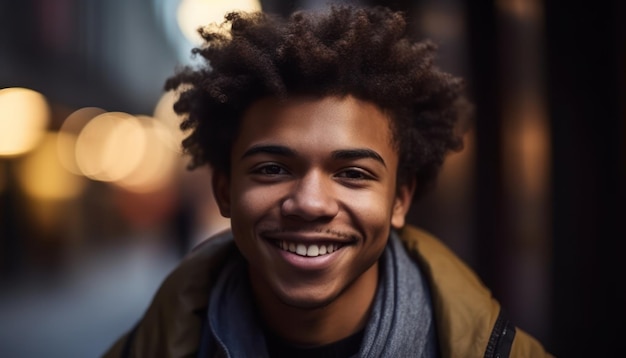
[103,5,552,358]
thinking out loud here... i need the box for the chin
[275,287,340,311]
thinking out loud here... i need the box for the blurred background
[0,0,624,356]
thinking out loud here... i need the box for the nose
[281,171,339,221]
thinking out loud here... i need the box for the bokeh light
[0,87,50,157]
[16,132,86,201]
[75,112,147,182]
[176,0,262,44]
[57,107,107,175]
[112,115,180,193]
[72,111,181,193]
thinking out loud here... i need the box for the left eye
[336,169,371,180]
[256,164,287,175]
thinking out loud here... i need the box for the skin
[213,95,415,346]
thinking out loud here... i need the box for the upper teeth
[278,241,339,257]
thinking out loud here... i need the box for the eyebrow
[241,145,386,167]
[332,149,386,167]
[241,144,297,159]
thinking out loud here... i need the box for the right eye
[253,164,288,176]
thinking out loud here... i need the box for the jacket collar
[106,226,502,358]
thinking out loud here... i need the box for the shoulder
[155,229,238,310]
[399,225,489,297]
[398,225,553,358]
[102,229,238,358]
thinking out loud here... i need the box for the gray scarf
[199,231,438,357]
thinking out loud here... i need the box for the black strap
[484,309,516,358]
[120,322,139,358]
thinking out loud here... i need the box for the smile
[274,241,342,257]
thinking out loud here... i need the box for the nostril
[279,174,340,220]
[280,194,339,220]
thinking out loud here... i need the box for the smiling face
[213,95,414,313]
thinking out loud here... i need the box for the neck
[252,262,379,347]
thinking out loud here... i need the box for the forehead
[234,96,396,157]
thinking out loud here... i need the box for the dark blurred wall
[544,1,626,356]
[463,0,626,356]
[371,0,626,355]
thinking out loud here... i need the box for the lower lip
[268,241,344,271]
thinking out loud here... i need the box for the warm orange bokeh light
[57,107,106,175]
[0,87,50,157]
[75,112,147,182]
[113,115,180,193]
[72,111,181,193]
[16,132,86,200]
[176,0,262,44]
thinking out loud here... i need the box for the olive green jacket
[102,225,553,358]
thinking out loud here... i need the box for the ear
[212,169,232,218]
[391,179,416,229]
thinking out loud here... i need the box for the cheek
[234,180,267,208]
[229,187,271,262]
[344,191,395,235]
[230,183,282,227]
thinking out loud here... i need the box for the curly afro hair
[164,5,469,200]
